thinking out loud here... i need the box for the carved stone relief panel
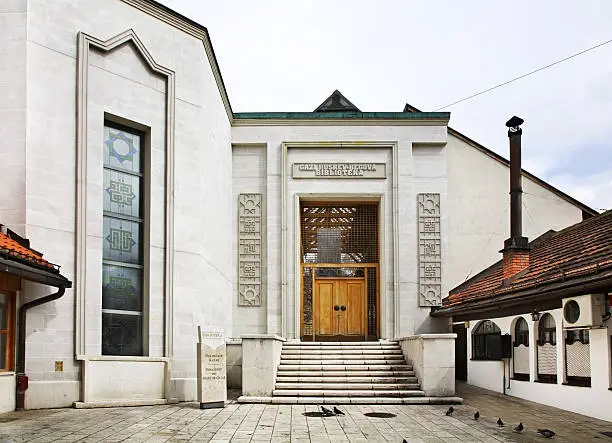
[417,193,442,307]
[238,194,262,306]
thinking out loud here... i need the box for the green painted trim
[233,111,450,120]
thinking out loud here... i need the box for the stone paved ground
[0,384,611,442]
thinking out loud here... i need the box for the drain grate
[364,412,397,418]
[303,412,329,418]
[600,431,612,438]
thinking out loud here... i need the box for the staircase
[268,340,427,404]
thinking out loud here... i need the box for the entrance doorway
[314,278,365,340]
[300,202,379,341]
[453,323,468,381]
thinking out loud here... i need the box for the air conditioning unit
[562,294,605,329]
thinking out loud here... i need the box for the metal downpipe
[16,286,66,409]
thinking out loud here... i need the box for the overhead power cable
[433,38,612,111]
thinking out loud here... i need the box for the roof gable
[314,90,361,112]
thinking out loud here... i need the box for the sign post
[196,326,227,409]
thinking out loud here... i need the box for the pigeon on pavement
[402,439,408,443]
[537,429,556,438]
[497,417,504,427]
[445,406,454,416]
[321,406,334,416]
[333,406,345,416]
[513,422,524,433]
[473,411,479,420]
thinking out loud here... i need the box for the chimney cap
[505,116,524,129]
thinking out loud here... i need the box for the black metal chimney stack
[502,116,530,279]
[506,116,526,244]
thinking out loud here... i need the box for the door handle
[334,305,340,311]
[341,305,346,311]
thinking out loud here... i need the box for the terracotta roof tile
[446,210,612,308]
[0,231,58,272]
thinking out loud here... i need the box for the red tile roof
[445,210,612,309]
[0,230,58,272]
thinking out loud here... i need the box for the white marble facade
[0,0,588,411]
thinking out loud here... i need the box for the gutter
[3,256,73,410]
[433,272,612,320]
[15,286,67,410]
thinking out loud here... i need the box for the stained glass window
[102,124,144,356]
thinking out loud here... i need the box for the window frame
[512,317,530,381]
[101,121,147,357]
[536,313,557,384]
[471,320,502,361]
[564,328,591,387]
[0,290,16,372]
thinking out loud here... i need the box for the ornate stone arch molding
[75,29,175,357]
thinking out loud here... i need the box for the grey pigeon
[497,417,504,427]
[321,406,334,416]
[513,422,523,433]
[445,406,454,416]
[473,411,479,420]
[537,429,555,438]
[333,406,345,416]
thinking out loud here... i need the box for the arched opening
[512,317,530,381]
[537,313,557,383]
[472,320,502,360]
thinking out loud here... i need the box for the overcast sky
[162,0,612,211]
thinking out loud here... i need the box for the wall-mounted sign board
[292,163,386,179]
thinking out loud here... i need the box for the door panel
[346,281,364,336]
[314,281,334,336]
[314,279,365,339]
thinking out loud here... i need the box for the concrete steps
[271,341,426,402]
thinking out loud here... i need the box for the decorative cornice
[233,117,450,127]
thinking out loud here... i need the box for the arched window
[538,313,556,345]
[472,320,501,360]
[513,317,530,381]
[537,313,557,383]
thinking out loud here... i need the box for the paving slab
[1,384,611,441]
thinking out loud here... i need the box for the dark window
[0,292,15,371]
[514,317,529,346]
[538,313,556,345]
[102,124,144,356]
[472,320,502,360]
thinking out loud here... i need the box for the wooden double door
[313,278,366,341]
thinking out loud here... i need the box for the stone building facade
[0,0,595,411]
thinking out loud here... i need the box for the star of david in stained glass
[105,130,137,164]
[106,180,136,206]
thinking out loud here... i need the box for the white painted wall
[465,311,612,421]
[446,135,584,290]
[0,374,15,414]
[0,0,26,413]
[0,0,26,234]
[0,0,233,408]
